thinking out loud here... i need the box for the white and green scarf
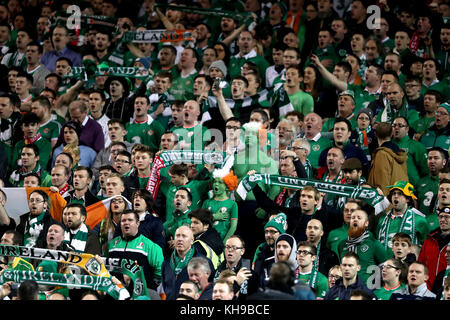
[64,223,89,253]
[237,174,385,210]
[24,212,46,247]
[122,30,193,43]
[0,270,129,300]
[378,208,416,250]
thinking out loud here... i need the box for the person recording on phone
[214,235,260,300]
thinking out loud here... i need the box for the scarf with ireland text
[24,212,46,247]
[118,260,150,300]
[170,247,195,276]
[63,223,89,253]
[377,208,417,251]
[0,270,129,300]
[237,174,385,210]
[346,230,370,253]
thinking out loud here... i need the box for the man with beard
[276,119,296,151]
[62,203,101,254]
[416,147,448,219]
[306,219,339,276]
[148,71,174,130]
[376,181,429,258]
[252,213,287,289]
[337,209,387,286]
[151,45,178,77]
[125,95,164,153]
[65,166,99,207]
[324,251,376,300]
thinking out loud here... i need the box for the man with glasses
[296,241,329,298]
[112,150,133,177]
[392,116,429,187]
[419,204,450,290]
[223,117,243,154]
[327,265,342,289]
[213,235,258,299]
[420,103,450,150]
[290,138,314,178]
[390,262,436,299]
[16,190,57,248]
[324,251,376,300]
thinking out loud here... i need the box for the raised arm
[310,54,348,92]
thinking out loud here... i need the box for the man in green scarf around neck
[376,181,430,258]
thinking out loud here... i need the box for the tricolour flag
[85,195,132,229]
[1,187,67,224]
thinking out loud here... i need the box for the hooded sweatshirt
[274,234,298,272]
[368,141,409,196]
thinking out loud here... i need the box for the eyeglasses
[291,146,306,151]
[225,126,241,130]
[112,198,125,204]
[392,124,407,128]
[297,250,313,256]
[328,274,341,280]
[381,264,400,270]
[29,198,44,203]
[115,159,130,164]
[357,116,370,121]
[225,246,243,251]
[435,111,449,116]
[265,229,279,235]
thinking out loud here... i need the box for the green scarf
[356,125,372,154]
[170,247,195,275]
[148,150,229,198]
[24,212,46,247]
[0,270,129,300]
[119,260,150,300]
[381,100,409,123]
[237,174,385,209]
[378,208,416,250]
[154,4,250,21]
[63,223,89,253]
[122,30,193,43]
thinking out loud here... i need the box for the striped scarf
[356,125,372,154]
[24,212,46,247]
[378,208,416,250]
[346,230,370,253]
[63,223,89,253]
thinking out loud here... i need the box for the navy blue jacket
[114,212,166,249]
[319,142,370,169]
[161,249,215,300]
[324,275,376,300]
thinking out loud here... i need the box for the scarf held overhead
[237,174,385,209]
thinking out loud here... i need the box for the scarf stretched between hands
[346,230,370,253]
[148,150,229,198]
[53,11,118,28]
[237,174,385,209]
[0,244,130,277]
[121,30,193,43]
[154,4,251,21]
[118,259,150,299]
[0,270,129,300]
[64,66,151,80]
[377,208,417,250]
[63,223,89,253]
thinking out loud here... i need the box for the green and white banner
[64,66,151,80]
[0,270,130,300]
[237,174,385,209]
[121,30,193,43]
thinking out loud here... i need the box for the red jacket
[418,230,448,290]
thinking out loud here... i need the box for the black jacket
[324,275,376,300]
[64,190,99,207]
[194,228,224,257]
[16,211,58,248]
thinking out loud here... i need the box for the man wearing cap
[416,147,448,219]
[322,90,358,133]
[392,116,429,187]
[252,212,287,288]
[376,181,430,257]
[335,158,365,213]
[420,103,450,151]
[418,204,450,290]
